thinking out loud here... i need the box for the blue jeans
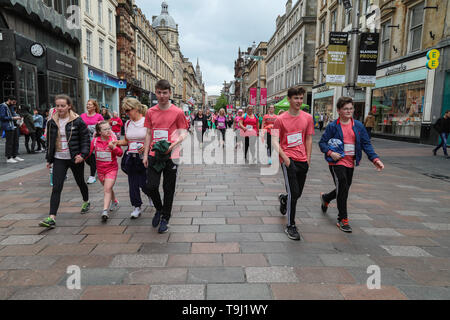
[434,133,448,156]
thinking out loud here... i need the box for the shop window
[48,71,77,109]
[314,96,334,124]
[17,62,37,110]
[372,81,425,138]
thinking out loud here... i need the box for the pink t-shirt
[263,114,278,134]
[332,120,355,168]
[81,113,104,139]
[241,114,258,137]
[89,135,123,174]
[272,110,315,163]
[144,104,187,159]
[216,116,227,129]
[234,116,242,129]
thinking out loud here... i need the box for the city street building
[266,0,317,107]
[0,0,82,112]
[248,42,267,114]
[81,0,121,113]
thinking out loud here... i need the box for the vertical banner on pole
[249,88,257,105]
[357,33,379,87]
[326,32,348,86]
[260,88,267,106]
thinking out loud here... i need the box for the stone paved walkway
[0,132,449,300]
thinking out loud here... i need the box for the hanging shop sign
[357,32,379,87]
[326,32,348,86]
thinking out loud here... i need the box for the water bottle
[49,167,53,187]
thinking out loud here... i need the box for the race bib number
[153,129,168,142]
[128,142,140,153]
[61,141,69,150]
[246,125,254,131]
[195,121,203,127]
[218,122,226,129]
[344,144,355,156]
[287,132,303,147]
[96,151,112,162]
[112,121,117,126]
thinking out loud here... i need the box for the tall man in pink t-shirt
[143,80,188,234]
[272,87,314,241]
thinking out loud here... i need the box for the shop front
[371,57,429,141]
[312,86,335,125]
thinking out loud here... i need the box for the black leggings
[281,160,309,226]
[266,132,272,157]
[244,136,257,161]
[50,159,89,216]
[323,165,354,221]
[24,133,36,153]
[86,152,97,176]
[219,129,226,142]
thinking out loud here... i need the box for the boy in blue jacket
[319,97,384,233]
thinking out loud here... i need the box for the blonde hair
[122,97,148,116]
[219,108,225,116]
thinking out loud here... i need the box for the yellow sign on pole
[426,49,440,70]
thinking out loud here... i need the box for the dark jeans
[35,127,44,150]
[4,128,19,159]
[319,121,324,131]
[434,132,448,156]
[24,133,36,153]
[281,160,309,226]
[147,157,178,222]
[323,165,354,221]
[50,159,89,216]
[266,132,272,157]
[86,152,97,176]
[126,154,151,208]
[366,127,373,139]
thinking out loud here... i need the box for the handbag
[120,149,130,175]
[20,122,29,135]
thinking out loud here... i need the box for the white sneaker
[109,200,119,212]
[101,210,109,221]
[130,207,141,219]
[6,158,18,163]
[87,176,96,184]
[13,157,24,162]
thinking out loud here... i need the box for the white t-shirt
[125,118,146,154]
[55,117,71,160]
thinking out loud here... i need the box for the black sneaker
[320,193,329,214]
[158,218,169,234]
[337,219,352,233]
[285,225,301,241]
[39,217,56,229]
[152,211,162,228]
[279,193,287,216]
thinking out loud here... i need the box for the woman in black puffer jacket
[39,94,91,229]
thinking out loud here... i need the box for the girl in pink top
[239,106,260,163]
[89,121,123,221]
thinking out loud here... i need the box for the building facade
[80,0,121,113]
[0,0,82,112]
[266,0,317,108]
[248,42,268,113]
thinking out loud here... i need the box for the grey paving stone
[216,233,261,242]
[240,242,288,253]
[110,254,168,268]
[361,228,403,237]
[0,214,46,220]
[59,268,128,286]
[240,225,284,233]
[149,284,205,300]
[169,225,200,233]
[202,212,241,217]
[207,284,272,300]
[246,267,298,283]
[266,253,324,267]
[36,235,86,245]
[411,198,439,203]
[346,267,417,286]
[139,243,191,254]
[319,254,376,267]
[381,246,433,257]
[395,210,427,217]
[422,223,450,231]
[200,225,241,233]
[260,233,292,242]
[0,235,44,245]
[398,285,450,300]
[192,218,226,225]
[10,286,82,300]
[187,267,245,284]
[0,256,58,270]
[126,268,188,285]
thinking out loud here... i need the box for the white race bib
[96,151,112,162]
[344,144,355,156]
[128,142,143,153]
[153,129,169,142]
[287,132,302,147]
[246,125,253,131]
[61,141,69,150]
[112,121,117,126]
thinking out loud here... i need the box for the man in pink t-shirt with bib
[272,86,314,241]
[143,80,188,234]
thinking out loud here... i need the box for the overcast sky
[135,0,287,96]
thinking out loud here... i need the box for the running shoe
[320,193,329,214]
[285,225,301,241]
[101,210,109,222]
[268,157,272,165]
[87,176,96,184]
[279,193,287,216]
[39,217,56,229]
[158,218,169,234]
[130,207,141,219]
[109,199,119,212]
[13,157,24,162]
[152,211,162,227]
[337,219,352,233]
[6,158,18,164]
[80,201,90,214]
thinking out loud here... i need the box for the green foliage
[214,94,228,112]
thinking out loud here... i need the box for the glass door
[16,61,38,110]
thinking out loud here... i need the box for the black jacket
[46,111,91,164]
[19,110,36,134]
[193,114,208,131]
[433,117,450,134]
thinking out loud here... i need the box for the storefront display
[48,71,77,110]
[372,80,425,138]
[314,96,334,124]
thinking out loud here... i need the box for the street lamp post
[348,0,360,98]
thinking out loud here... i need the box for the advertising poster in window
[326,32,348,86]
[357,33,379,87]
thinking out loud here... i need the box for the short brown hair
[55,94,73,107]
[287,86,306,98]
[88,99,100,113]
[336,96,353,110]
[155,80,171,91]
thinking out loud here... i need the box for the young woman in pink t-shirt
[89,121,123,221]
[239,105,260,163]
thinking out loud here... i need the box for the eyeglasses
[101,128,112,131]
[341,108,354,112]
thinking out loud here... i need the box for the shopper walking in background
[432,110,450,158]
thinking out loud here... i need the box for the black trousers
[50,159,89,216]
[4,128,19,159]
[147,157,178,222]
[266,132,272,157]
[24,133,36,153]
[281,160,309,226]
[244,136,257,161]
[319,121,324,131]
[35,127,44,150]
[366,127,373,138]
[323,165,354,221]
[86,152,97,176]
[219,128,226,142]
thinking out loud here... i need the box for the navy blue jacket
[0,102,18,131]
[319,118,379,167]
